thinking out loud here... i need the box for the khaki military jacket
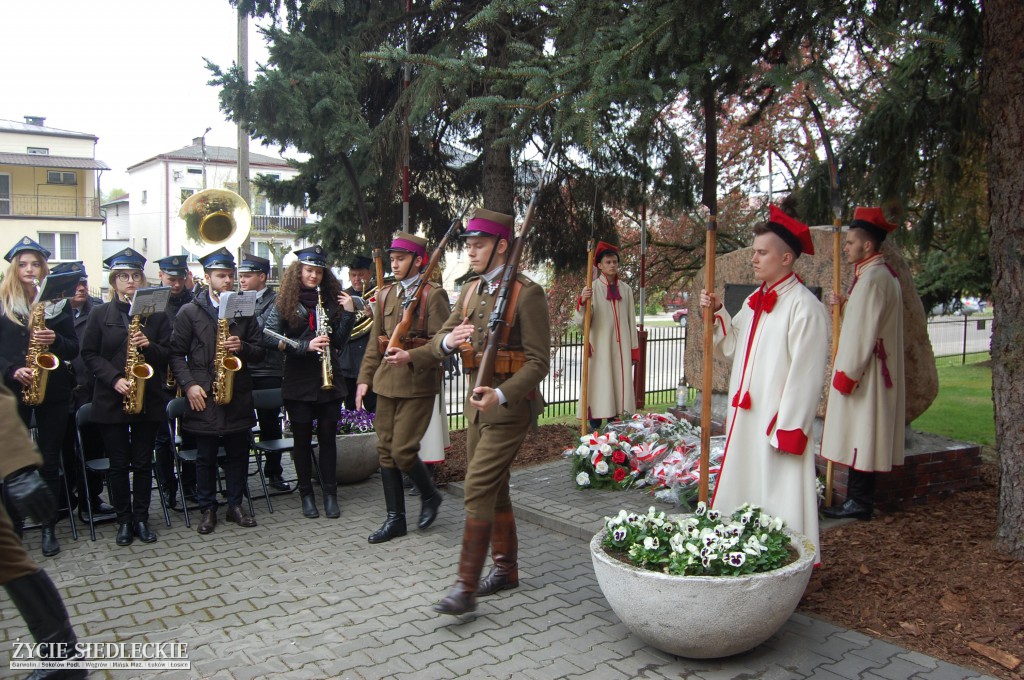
[432,273,550,424]
[0,384,42,478]
[357,281,450,399]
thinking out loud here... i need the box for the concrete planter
[332,432,379,484]
[590,524,816,659]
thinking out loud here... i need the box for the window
[46,171,77,185]
[37,233,78,261]
[0,174,9,215]
[256,241,270,260]
[181,188,195,202]
[187,167,202,175]
[27,147,49,155]
[141,190,148,204]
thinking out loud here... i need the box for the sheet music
[128,286,172,316]
[219,291,257,320]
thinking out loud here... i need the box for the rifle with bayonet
[472,145,558,401]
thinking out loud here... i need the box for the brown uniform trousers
[357,283,450,470]
[0,384,45,583]
[431,274,550,521]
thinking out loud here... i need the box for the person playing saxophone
[169,247,266,535]
[261,245,355,519]
[0,236,78,558]
[81,248,171,546]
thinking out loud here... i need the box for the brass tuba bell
[178,188,252,256]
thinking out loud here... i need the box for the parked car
[673,308,688,326]
[956,298,981,316]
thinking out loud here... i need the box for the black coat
[261,298,355,402]
[69,296,102,410]
[339,285,371,379]
[81,300,171,424]
[169,293,266,435]
[155,289,195,392]
[0,300,78,403]
[247,288,284,378]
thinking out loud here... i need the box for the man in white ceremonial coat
[821,207,905,520]
[575,241,639,431]
[701,204,829,562]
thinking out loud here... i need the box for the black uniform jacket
[0,300,78,403]
[261,300,355,402]
[169,293,266,435]
[248,288,284,379]
[81,299,171,424]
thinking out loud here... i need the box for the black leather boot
[301,494,319,519]
[41,522,60,557]
[406,459,442,529]
[478,510,519,596]
[368,467,407,544]
[323,494,340,519]
[823,468,876,520]
[4,569,87,680]
[434,518,492,615]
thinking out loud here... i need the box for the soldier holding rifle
[431,208,551,615]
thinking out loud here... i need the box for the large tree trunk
[481,12,515,214]
[984,0,1024,558]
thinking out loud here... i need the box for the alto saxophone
[22,279,60,406]
[315,286,334,390]
[212,318,243,405]
[123,314,155,414]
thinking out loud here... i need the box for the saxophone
[22,280,60,406]
[123,314,155,414]
[212,318,243,405]
[316,285,334,390]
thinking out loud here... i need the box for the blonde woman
[0,237,78,557]
[81,248,170,546]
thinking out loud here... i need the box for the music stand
[218,291,256,320]
[128,286,172,317]
[34,271,82,304]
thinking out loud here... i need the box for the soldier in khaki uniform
[1,383,87,676]
[430,208,550,615]
[357,233,450,543]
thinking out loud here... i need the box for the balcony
[252,214,308,233]
[1,194,100,218]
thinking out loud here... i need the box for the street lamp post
[201,127,212,189]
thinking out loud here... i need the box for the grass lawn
[911,358,994,446]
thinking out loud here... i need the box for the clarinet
[315,286,334,390]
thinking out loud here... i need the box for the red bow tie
[747,288,778,314]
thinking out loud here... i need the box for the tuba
[123,313,155,414]
[348,285,376,340]
[178,188,252,256]
[22,279,60,406]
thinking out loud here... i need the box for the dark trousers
[284,399,339,496]
[342,376,376,413]
[97,422,159,523]
[193,430,251,512]
[16,400,68,503]
[252,375,283,477]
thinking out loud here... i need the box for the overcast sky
[2,0,278,191]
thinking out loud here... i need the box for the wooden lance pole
[580,240,596,435]
[808,95,842,508]
[699,87,719,505]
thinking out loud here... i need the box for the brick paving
[1,459,998,680]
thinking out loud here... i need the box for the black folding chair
[166,397,256,527]
[250,388,323,513]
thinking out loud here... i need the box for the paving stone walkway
[1,458,997,680]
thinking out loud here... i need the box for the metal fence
[926,315,992,363]
[441,325,687,430]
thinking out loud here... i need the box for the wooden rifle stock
[386,205,469,353]
[472,147,557,400]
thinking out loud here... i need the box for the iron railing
[441,325,686,430]
[927,315,992,364]
[252,215,307,232]
[2,194,100,218]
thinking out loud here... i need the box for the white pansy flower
[695,501,707,516]
[669,533,686,553]
[707,509,721,522]
[612,527,627,542]
[575,472,591,487]
[643,536,659,550]
[727,552,746,567]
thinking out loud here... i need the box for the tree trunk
[984,0,1024,559]
[481,12,515,214]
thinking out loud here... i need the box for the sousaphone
[178,188,252,256]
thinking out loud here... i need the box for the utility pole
[237,7,252,256]
[201,126,212,189]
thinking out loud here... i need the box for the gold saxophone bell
[178,188,252,256]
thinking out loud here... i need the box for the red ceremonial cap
[850,206,897,241]
[594,241,619,262]
[768,204,814,256]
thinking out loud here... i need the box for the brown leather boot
[433,518,492,615]
[478,510,519,596]
[197,508,217,535]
